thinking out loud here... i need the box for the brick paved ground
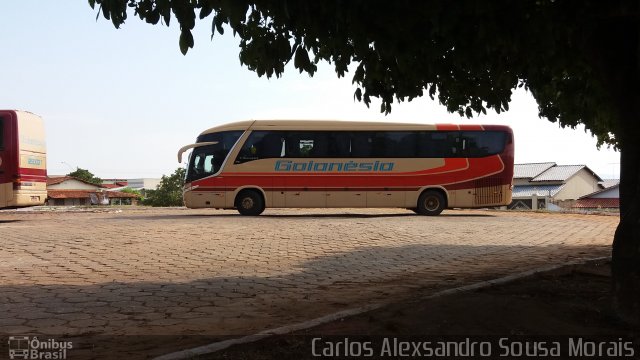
[0,208,617,337]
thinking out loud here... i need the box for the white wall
[555,169,600,200]
[127,178,161,190]
[591,186,619,199]
[48,179,100,190]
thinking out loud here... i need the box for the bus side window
[299,139,314,157]
[329,132,350,157]
[310,132,329,157]
[285,132,301,157]
[370,132,388,157]
[259,132,284,158]
[351,132,372,157]
[394,132,417,157]
[285,132,329,157]
[418,132,441,157]
[235,131,266,163]
[451,132,461,156]
[417,131,457,157]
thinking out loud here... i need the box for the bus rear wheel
[417,190,445,216]
[235,190,265,216]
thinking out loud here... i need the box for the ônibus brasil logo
[7,336,72,360]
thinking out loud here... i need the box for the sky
[0,2,620,180]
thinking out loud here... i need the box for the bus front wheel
[417,190,446,216]
[235,190,265,216]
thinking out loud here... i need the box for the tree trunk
[609,25,640,323]
[586,1,640,326]
[612,132,640,326]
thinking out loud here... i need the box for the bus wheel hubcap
[242,197,254,209]
[425,198,438,211]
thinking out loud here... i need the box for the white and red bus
[178,120,514,215]
[0,110,47,208]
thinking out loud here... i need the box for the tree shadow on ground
[0,242,610,360]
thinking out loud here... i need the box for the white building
[573,181,620,211]
[511,162,603,209]
[126,178,161,191]
[47,176,139,206]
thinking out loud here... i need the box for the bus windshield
[186,131,243,183]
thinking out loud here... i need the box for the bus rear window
[459,131,506,157]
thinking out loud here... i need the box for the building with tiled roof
[101,183,125,189]
[512,184,565,198]
[573,198,619,210]
[513,162,556,181]
[47,190,139,205]
[102,178,160,196]
[46,176,102,189]
[599,179,620,189]
[572,183,620,211]
[530,165,601,183]
[510,163,603,209]
[46,176,139,206]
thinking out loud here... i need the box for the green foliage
[119,187,142,196]
[142,167,185,207]
[67,167,102,185]
[89,1,637,148]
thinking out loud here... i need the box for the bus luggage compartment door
[367,188,405,208]
[284,175,326,208]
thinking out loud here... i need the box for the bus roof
[198,120,512,136]
[1,110,43,117]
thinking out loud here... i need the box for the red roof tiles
[46,176,74,186]
[47,190,139,199]
[573,198,619,209]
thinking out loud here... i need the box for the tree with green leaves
[142,167,185,207]
[90,0,639,324]
[119,187,142,197]
[67,167,102,185]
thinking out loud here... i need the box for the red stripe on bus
[459,124,484,131]
[435,124,459,131]
[18,168,47,176]
[194,187,419,192]
[16,176,47,183]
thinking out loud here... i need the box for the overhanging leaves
[89,0,631,147]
